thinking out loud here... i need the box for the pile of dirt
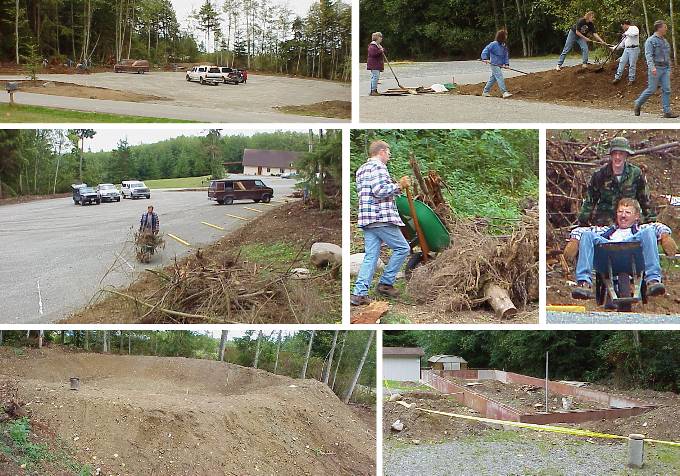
[407,207,539,315]
[458,62,680,112]
[383,391,488,442]
[65,200,342,324]
[0,192,70,206]
[0,347,375,476]
[275,100,351,119]
[0,80,166,102]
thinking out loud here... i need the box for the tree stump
[483,283,518,319]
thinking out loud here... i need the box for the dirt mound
[276,100,351,119]
[458,62,680,112]
[0,347,375,475]
[407,208,539,314]
[0,80,165,102]
[64,200,342,324]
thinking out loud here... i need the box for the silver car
[96,183,121,202]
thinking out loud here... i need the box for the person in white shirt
[612,20,640,85]
[570,198,676,300]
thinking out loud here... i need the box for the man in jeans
[634,20,678,118]
[367,32,385,96]
[570,198,671,300]
[612,20,639,85]
[556,11,607,70]
[139,205,160,235]
[351,140,411,306]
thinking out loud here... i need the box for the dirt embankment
[459,62,680,113]
[0,347,376,476]
[0,80,166,102]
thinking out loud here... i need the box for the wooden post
[483,283,517,319]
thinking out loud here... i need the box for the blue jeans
[370,70,380,92]
[483,65,507,93]
[353,225,410,296]
[635,65,671,113]
[558,30,589,66]
[615,47,639,81]
[575,228,662,284]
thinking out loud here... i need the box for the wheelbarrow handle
[403,184,430,261]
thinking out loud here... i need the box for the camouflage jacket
[577,162,656,226]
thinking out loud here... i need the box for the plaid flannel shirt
[140,211,159,232]
[356,158,405,228]
[569,222,671,241]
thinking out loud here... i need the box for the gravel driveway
[0,72,349,122]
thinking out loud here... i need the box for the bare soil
[63,201,342,324]
[0,192,70,206]
[276,100,351,119]
[458,62,680,113]
[0,80,165,102]
[0,347,376,476]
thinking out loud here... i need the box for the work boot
[350,294,372,306]
[369,90,381,97]
[482,91,490,97]
[376,283,400,298]
[612,77,621,84]
[555,65,562,71]
[646,280,666,297]
[663,111,679,118]
[634,103,641,116]
[571,281,594,300]
[502,91,513,98]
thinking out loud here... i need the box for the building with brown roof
[241,149,301,176]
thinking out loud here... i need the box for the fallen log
[483,282,518,319]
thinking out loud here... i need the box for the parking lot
[0,177,297,323]
[0,71,350,122]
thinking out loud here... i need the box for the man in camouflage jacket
[577,137,656,226]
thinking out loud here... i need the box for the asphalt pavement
[0,71,349,122]
[359,58,675,123]
[547,311,680,324]
[0,177,297,323]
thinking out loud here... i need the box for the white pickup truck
[186,65,223,85]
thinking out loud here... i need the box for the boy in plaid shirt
[351,140,411,306]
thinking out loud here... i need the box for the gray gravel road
[384,440,636,476]
[547,311,680,324]
[0,72,349,122]
[359,58,676,123]
[0,177,296,323]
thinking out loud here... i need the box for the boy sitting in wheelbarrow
[566,198,677,300]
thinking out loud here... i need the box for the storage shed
[428,355,468,371]
[383,347,425,382]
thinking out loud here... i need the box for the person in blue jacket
[481,30,512,98]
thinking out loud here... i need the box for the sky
[172,0,316,30]
[82,128,299,152]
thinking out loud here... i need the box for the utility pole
[545,351,549,411]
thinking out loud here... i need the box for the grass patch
[276,100,350,119]
[0,103,196,123]
[381,313,412,324]
[144,175,212,189]
[240,241,299,265]
[383,379,431,392]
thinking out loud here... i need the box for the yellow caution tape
[200,221,225,231]
[546,305,587,312]
[243,206,264,213]
[401,405,680,447]
[167,233,191,246]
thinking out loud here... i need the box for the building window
[280,168,284,173]
[267,168,271,172]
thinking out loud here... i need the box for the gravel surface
[384,439,627,476]
[359,58,674,123]
[0,177,296,323]
[547,311,680,324]
[0,72,349,122]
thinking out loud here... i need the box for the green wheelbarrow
[395,191,451,274]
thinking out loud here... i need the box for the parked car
[121,180,151,199]
[185,65,223,85]
[217,67,245,84]
[208,179,273,205]
[96,183,121,202]
[281,172,299,179]
[72,184,101,205]
[114,59,150,74]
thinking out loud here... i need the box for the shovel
[594,35,624,72]
[383,51,416,94]
[403,182,430,263]
[482,60,530,75]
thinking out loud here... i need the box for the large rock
[310,242,342,268]
[349,253,384,277]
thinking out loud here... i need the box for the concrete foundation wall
[429,369,656,425]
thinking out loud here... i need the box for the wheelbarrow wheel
[404,252,425,280]
[616,272,633,312]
